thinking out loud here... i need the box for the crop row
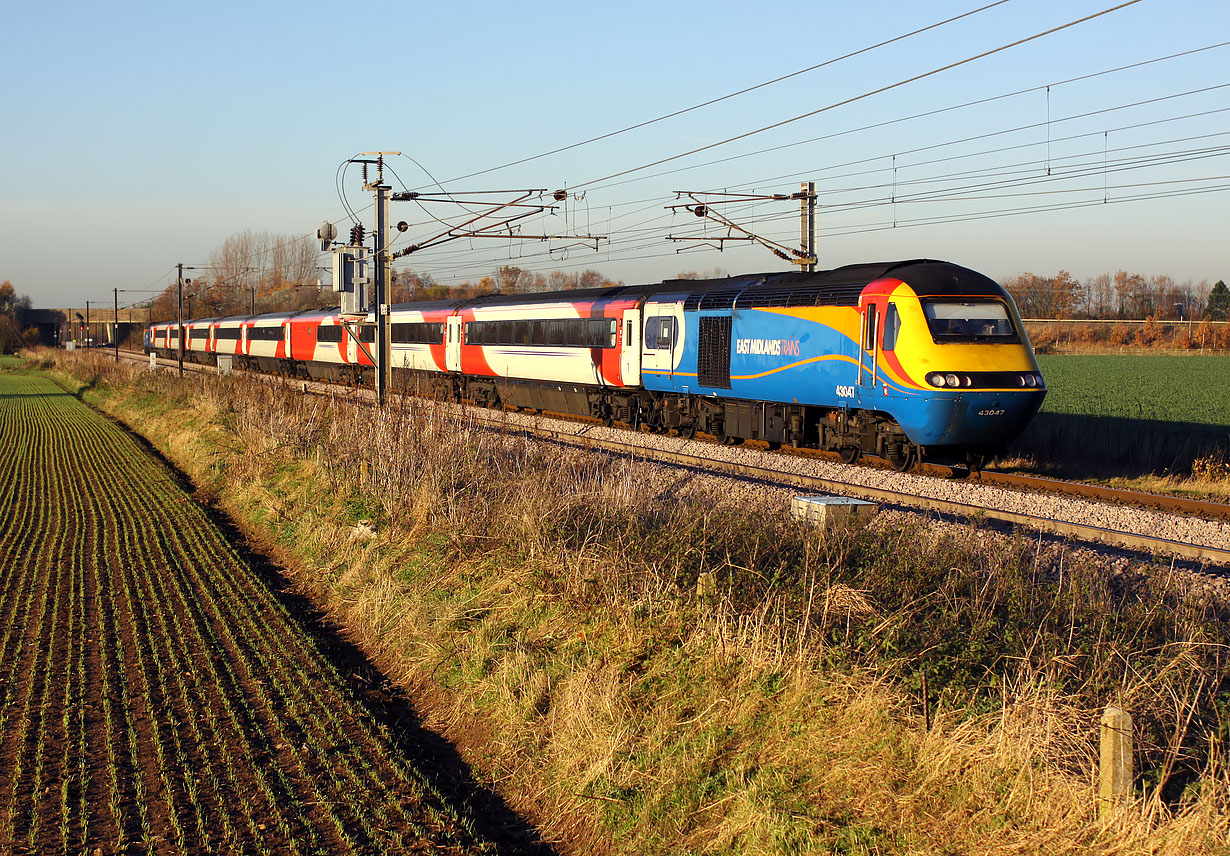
[0,371,493,854]
[1035,354,1230,426]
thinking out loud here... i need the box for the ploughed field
[0,373,495,855]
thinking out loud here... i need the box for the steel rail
[113,349,1230,564]
[972,470,1230,522]
[518,422,1230,567]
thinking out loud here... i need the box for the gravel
[457,404,1230,599]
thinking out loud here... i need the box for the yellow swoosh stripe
[731,353,860,380]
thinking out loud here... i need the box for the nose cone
[939,389,1047,446]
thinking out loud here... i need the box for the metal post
[177,262,184,377]
[373,181,391,405]
[800,181,816,273]
[85,300,91,347]
[114,288,119,362]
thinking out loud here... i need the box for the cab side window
[882,303,901,351]
[863,304,878,351]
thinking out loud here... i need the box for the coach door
[445,316,462,372]
[641,302,682,387]
[858,297,881,394]
[343,321,358,364]
[620,309,640,386]
[858,296,900,399]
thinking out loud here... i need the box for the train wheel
[838,446,861,465]
[888,443,918,472]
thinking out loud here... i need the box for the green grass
[1012,355,1230,475]
[43,348,1230,853]
[1036,354,1230,428]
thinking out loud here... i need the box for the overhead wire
[430,93,1229,279]
[569,1,1146,191]
[431,0,1018,188]
[174,3,1219,293]
[580,41,1230,194]
[384,6,1229,286]
[417,6,1200,283]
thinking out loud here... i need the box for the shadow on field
[1010,411,1230,478]
[0,391,75,398]
[104,409,560,856]
[229,536,561,856]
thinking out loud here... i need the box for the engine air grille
[697,316,733,389]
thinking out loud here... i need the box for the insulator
[693,205,708,217]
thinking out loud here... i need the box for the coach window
[657,317,674,350]
[882,304,901,351]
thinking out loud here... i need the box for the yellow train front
[651,259,1046,468]
[846,260,1046,463]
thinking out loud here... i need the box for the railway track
[510,420,1230,567]
[107,348,1230,566]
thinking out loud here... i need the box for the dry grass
[45,350,1230,855]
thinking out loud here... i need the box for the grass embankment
[45,351,1230,855]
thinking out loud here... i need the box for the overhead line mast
[666,183,818,271]
[324,153,607,405]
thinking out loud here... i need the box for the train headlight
[961,375,972,387]
[945,373,960,388]
[927,372,945,387]
[1024,374,1038,388]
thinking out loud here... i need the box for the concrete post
[1099,705,1133,819]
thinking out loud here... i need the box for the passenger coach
[147,259,1045,467]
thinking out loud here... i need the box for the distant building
[24,309,66,347]
[29,306,149,348]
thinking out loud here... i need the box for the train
[144,258,1046,469]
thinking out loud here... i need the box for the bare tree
[209,230,261,302]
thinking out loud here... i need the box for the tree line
[144,230,324,321]
[0,280,37,354]
[144,228,1227,325]
[1002,270,1229,322]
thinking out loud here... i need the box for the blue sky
[2,0,1227,308]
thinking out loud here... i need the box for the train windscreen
[921,300,1018,343]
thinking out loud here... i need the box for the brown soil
[0,374,555,855]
